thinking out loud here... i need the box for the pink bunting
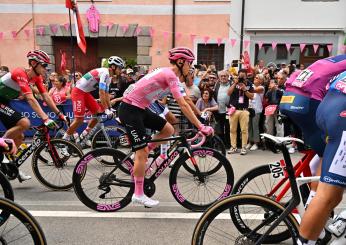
[243,40,250,49]
[163,31,169,40]
[11,31,17,38]
[0,32,3,40]
[149,27,155,37]
[38,27,45,36]
[203,36,210,45]
[300,43,306,53]
[190,34,197,43]
[24,29,31,38]
[313,44,319,54]
[121,25,128,34]
[327,44,333,54]
[135,27,141,36]
[175,32,182,40]
[63,23,70,31]
[51,25,58,34]
[107,23,113,30]
[271,42,277,50]
[257,41,264,49]
[230,38,237,47]
[285,43,291,52]
[217,37,223,47]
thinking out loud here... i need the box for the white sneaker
[60,147,70,157]
[250,144,258,151]
[240,148,247,155]
[131,194,159,208]
[246,143,252,150]
[328,210,346,245]
[18,170,32,182]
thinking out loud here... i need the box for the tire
[169,147,234,211]
[203,135,226,156]
[73,147,134,212]
[32,139,83,191]
[0,171,14,226]
[91,126,130,151]
[192,194,299,245]
[232,164,310,205]
[0,197,47,244]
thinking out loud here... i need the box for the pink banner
[121,25,128,34]
[149,27,155,37]
[24,29,31,38]
[175,32,182,40]
[217,37,223,47]
[163,31,169,40]
[135,27,141,36]
[300,43,306,53]
[38,27,45,36]
[203,36,210,45]
[190,34,197,43]
[51,25,58,34]
[271,42,277,50]
[63,23,70,31]
[11,31,17,38]
[285,43,291,52]
[257,41,264,49]
[230,38,237,47]
[243,40,250,49]
[0,32,3,40]
[313,44,319,54]
[327,44,333,54]
[107,23,113,30]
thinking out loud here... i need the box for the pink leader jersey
[122,67,183,109]
[285,55,346,101]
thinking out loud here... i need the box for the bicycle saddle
[260,133,304,145]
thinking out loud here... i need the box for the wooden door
[299,45,329,67]
[53,37,99,74]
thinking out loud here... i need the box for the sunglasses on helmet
[40,63,48,68]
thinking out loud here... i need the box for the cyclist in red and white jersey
[118,47,214,207]
[63,56,124,141]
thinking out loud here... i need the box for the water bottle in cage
[160,143,169,159]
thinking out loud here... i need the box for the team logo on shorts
[340,111,346,118]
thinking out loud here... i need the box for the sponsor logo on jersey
[335,81,346,94]
[280,96,295,104]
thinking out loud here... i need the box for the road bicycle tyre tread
[203,135,226,156]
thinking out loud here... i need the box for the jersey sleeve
[10,68,32,95]
[33,76,47,94]
[166,72,183,100]
[99,71,110,92]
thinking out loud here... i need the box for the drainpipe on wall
[172,0,176,48]
[239,0,245,69]
[32,0,36,48]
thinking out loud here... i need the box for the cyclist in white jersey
[118,47,214,207]
[63,56,124,141]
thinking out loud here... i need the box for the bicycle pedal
[144,205,152,209]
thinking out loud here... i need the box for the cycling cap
[168,47,195,62]
[108,56,125,68]
[27,50,51,64]
[126,68,134,74]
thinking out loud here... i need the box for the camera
[194,64,201,69]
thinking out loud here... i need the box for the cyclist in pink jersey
[63,56,124,141]
[118,47,214,207]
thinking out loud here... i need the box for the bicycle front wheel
[192,194,299,245]
[169,147,234,211]
[203,135,226,156]
[0,170,14,226]
[91,126,130,152]
[0,197,47,244]
[32,139,83,191]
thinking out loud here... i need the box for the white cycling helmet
[108,56,125,68]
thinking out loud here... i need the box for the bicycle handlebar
[187,132,206,148]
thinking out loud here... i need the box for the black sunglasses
[41,63,48,68]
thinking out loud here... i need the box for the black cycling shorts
[118,102,167,151]
[0,103,24,129]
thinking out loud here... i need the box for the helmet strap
[30,61,40,76]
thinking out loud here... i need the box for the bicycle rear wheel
[91,126,130,152]
[32,139,83,191]
[192,194,299,245]
[0,197,47,244]
[73,147,134,212]
[169,147,234,211]
[0,170,14,226]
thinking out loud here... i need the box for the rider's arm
[99,90,111,109]
[176,97,202,129]
[24,93,49,120]
[99,72,111,109]
[41,92,61,114]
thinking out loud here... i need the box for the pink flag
[243,40,250,49]
[135,27,141,36]
[313,44,319,54]
[327,44,333,54]
[203,36,210,45]
[271,42,277,50]
[149,27,155,37]
[190,34,197,43]
[257,41,264,49]
[217,37,223,47]
[50,25,58,34]
[163,31,169,40]
[63,23,70,31]
[0,32,3,40]
[24,29,31,38]
[121,25,128,34]
[175,32,182,40]
[38,27,45,36]
[300,43,306,53]
[107,23,113,31]
[285,43,291,52]
[230,38,237,47]
[11,31,17,38]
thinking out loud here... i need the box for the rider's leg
[4,118,30,147]
[64,117,84,139]
[147,122,174,150]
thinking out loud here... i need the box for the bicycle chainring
[144,179,156,197]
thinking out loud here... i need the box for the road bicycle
[73,131,234,212]
[191,133,329,245]
[1,121,83,190]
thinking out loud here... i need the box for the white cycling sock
[304,190,316,209]
[62,132,71,140]
[297,236,316,245]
